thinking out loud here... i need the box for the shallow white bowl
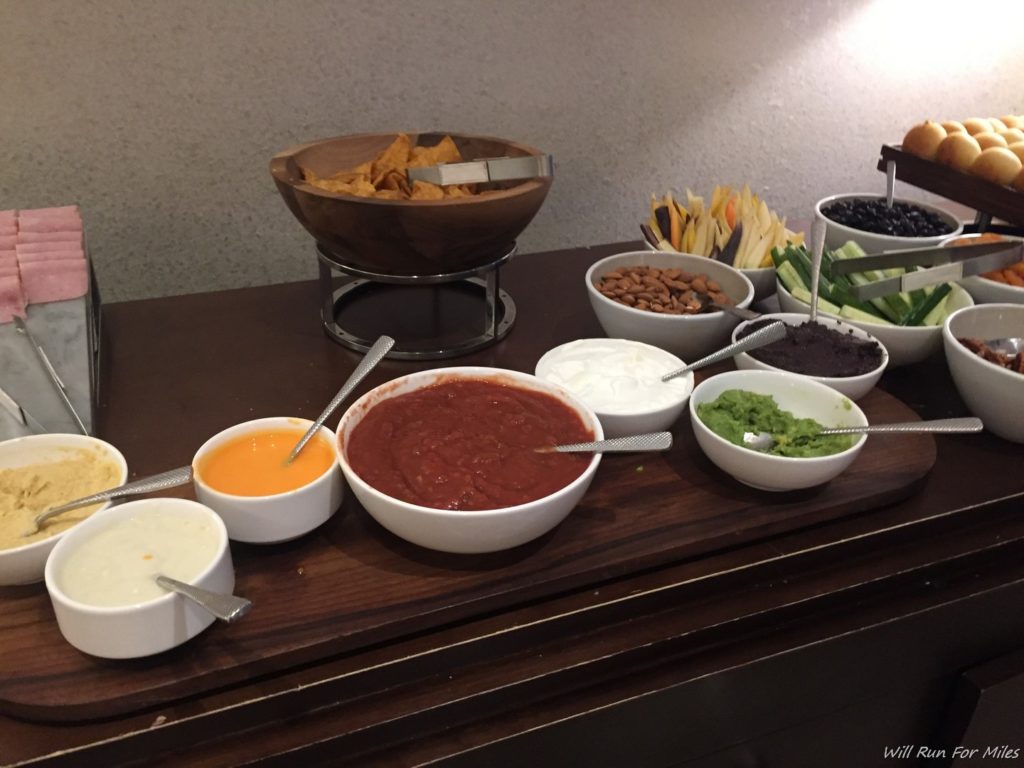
[776,278,973,367]
[586,251,755,362]
[815,193,963,253]
[0,434,127,586]
[44,498,233,659]
[689,369,868,492]
[940,232,1024,306]
[336,367,602,554]
[192,417,343,544]
[943,303,1024,443]
[642,239,776,303]
[731,313,889,401]
[535,338,693,438]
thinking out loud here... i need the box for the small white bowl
[689,369,868,492]
[731,313,889,401]
[642,239,776,303]
[336,367,603,554]
[943,303,1024,443]
[776,278,974,367]
[192,417,343,544]
[44,498,233,659]
[815,193,963,253]
[940,232,1024,306]
[0,434,127,586]
[535,338,693,438]
[586,251,755,362]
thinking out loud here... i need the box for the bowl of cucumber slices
[773,241,974,367]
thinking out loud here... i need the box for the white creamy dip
[57,507,221,607]
[537,339,692,414]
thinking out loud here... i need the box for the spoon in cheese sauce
[155,574,252,623]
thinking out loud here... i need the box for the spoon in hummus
[536,431,673,453]
[741,416,983,452]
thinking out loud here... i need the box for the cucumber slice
[839,304,895,326]
[901,283,952,326]
[791,285,841,315]
[776,260,806,294]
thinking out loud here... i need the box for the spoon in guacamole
[742,416,983,453]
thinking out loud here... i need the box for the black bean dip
[736,319,883,377]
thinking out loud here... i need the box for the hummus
[0,447,122,550]
[696,389,854,458]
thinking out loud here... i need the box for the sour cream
[57,505,221,607]
[536,339,692,415]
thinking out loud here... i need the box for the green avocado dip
[696,389,854,458]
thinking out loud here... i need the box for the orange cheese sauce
[197,428,335,497]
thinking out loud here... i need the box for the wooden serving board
[0,383,935,722]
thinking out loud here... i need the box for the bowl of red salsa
[336,367,603,554]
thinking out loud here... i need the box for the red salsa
[346,378,594,511]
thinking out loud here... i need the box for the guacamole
[696,389,854,458]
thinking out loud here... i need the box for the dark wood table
[3,242,1023,767]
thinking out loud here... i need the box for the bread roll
[974,131,1008,150]
[970,147,1022,186]
[936,132,983,170]
[998,128,1024,145]
[902,121,947,159]
[1006,142,1024,164]
[941,120,967,134]
[988,117,1009,133]
[962,117,992,135]
[1013,168,1024,192]
[1000,115,1022,129]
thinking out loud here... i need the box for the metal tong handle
[820,416,983,436]
[155,575,252,623]
[286,335,395,463]
[32,465,195,532]
[13,316,88,434]
[538,432,673,453]
[661,321,788,381]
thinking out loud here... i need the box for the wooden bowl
[269,132,552,276]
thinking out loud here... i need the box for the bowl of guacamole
[689,369,868,491]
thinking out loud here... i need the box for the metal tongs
[407,155,553,186]
[829,240,1024,301]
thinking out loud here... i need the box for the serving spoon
[983,336,1024,357]
[741,416,983,452]
[286,335,395,464]
[155,574,252,623]
[661,321,788,382]
[536,432,673,454]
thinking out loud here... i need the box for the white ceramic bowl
[192,417,343,544]
[731,313,889,401]
[642,239,776,303]
[689,369,868,492]
[815,193,963,253]
[336,366,603,554]
[0,434,127,586]
[44,498,233,659]
[586,251,755,362]
[943,303,1024,443]
[939,232,1024,306]
[776,278,973,367]
[535,338,693,438]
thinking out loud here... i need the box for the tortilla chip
[371,134,412,184]
[371,189,403,200]
[331,161,371,180]
[410,180,445,200]
[379,170,412,196]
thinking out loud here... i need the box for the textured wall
[3,0,1022,302]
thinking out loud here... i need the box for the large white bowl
[336,366,603,554]
[776,278,974,367]
[586,251,755,362]
[642,239,776,303]
[44,498,233,659]
[689,369,868,492]
[943,303,1024,443]
[192,417,343,544]
[940,232,1024,306]
[815,193,963,253]
[535,338,693,438]
[0,434,127,586]
[731,313,888,401]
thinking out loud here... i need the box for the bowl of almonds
[585,250,754,361]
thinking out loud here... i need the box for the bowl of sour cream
[535,338,694,438]
[44,498,233,659]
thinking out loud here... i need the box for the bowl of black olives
[815,193,962,254]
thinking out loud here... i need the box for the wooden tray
[878,144,1024,225]
[0,383,935,722]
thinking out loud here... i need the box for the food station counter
[2,240,1023,767]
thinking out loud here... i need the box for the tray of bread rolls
[879,114,1024,226]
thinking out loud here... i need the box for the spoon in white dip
[155,574,252,623]
[741,416,983,452]
[536,431,673,453]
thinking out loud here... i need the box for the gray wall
[3,0,1022,302]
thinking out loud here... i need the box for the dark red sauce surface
[346,379,595,511]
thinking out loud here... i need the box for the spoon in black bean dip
[735,318,884,378]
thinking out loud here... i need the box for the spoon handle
[156,575,252,623]
[539,431,673,453]
[34,465,195,529]
[820,417,983,436]
[287,335,395,463]
[809,218,826,324]
[661,321,788,381]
